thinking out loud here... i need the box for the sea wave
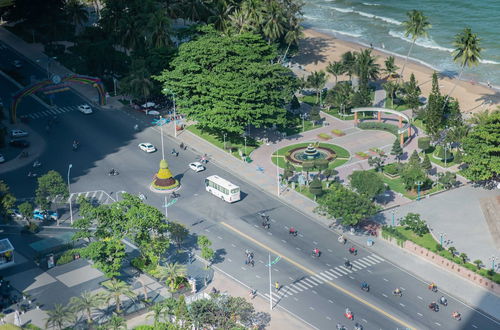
[302,14,320,21]
[479,59,500,65]
[318,28,362,38]
[362,2,380,6]
[327,6,401,25]
[328,6,354,13]
[389,30,454,53]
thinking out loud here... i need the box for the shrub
[357,122,399,136]
[417,137,431,151]
[331,129,345,136]
[384,163,401,176]
[313,159,329,171]
[56,249,80,266]
[355,151,369,158]
[433,146,453,161]
[317,133,331,140]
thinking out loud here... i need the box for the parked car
[33,209,58,221]
[188,162,205,172]
[138,143,156,153]
[13,60,22,68]
[9,140,30,148]
[10,209,23,219]
[78,104,93,114]
[10,129,29,138]
[0,154,5,163]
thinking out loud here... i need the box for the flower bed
[331,129,345,136]
[317,133,332,140]
[355,151,369,159]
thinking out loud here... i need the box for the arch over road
[352,107,412,146]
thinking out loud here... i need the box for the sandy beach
[293,29,500,115]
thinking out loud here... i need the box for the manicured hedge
[417,137,431,151]
[357,122,399,136]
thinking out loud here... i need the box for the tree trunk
[443,64,465,109]
[400,41,415,79]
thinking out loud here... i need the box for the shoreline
[293,28,500,114]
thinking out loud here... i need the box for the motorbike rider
[289,227,297,236]
[349,246,357,254]
[440,296,447,305]
[393,288,402,296]
[312,248,320,257]
[361,281,369,290]
[344,260,352,269]
[452,311,461,320]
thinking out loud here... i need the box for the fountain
[285,142,337,165]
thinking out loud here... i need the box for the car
[33,209,58,221]
[10,129,29,138]
[138,143,156,153]
[10,209,23,219]
[78,104,93,114]
[145,110,160,116]
[189,162,205,172]
[9,140,30,148]
[13,60,22,68]
[0,154,4,163]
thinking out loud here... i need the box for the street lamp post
[438,232,446,247]
[223,133,227,152]
[67,164,73,225]
[163,88,177,137]
[415,181,423,201]
[391,209,396,226]
[244,136,247,157]
[276,148,280,196]
[300,113,306,132]
[489,256,497,271]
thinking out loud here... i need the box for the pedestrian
[249,289,256,299]
[250,259,254,267]
[180,142,184,150]
[275,281,280,292]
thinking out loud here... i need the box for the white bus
[205,175,241,203]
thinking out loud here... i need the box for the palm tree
[467,108,497,125]
[65,0,89,34]
[383,81,399,106]
[281,20,303,63]
[147,302,168,327]
[229,9,250,33]
[401,10,431,78]
[341,51,356,82]
[241,0,262,27]
[82,0,102,19]
[446,27,482,102]
[208,0,234,33]
[354,49,380,88]
[261,1,285,43]
[147,10,172,49]
[328,83,353,115]
[326,61,345,84]
[103,278,136,313]
[383,56,399,78]
[45,304,74,330]
[106,314,126,330]
[306,71,327,104]
[120,62,154,101]
[69,291,106,324]
[156,262,188,291]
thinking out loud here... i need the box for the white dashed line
[293,297,299,301]
[400,287,405,290]
[326,316,332,320]
[298,234,304,237]
[254,225,259,228]
[399,303,405,307]
[312,290,317,294]
[267,232,272,236]
[281,240,287,243]
[256,275,261,278]
[289,277,294,280]
[417,313,423,316]
[205,229,210,232]
[227,258,232,262]
[327,249,333,253]
[313,241,318,245]
[382,293,388,298]
[383,278,388,282]
[217,236,222,240]
[326,263,331,267]
[231,244,236,247]
[349,276,355,279]
[241,267,246,270]
[366,269,372,273]
[472,325,478,328]
[296,247,301,250]
[435,322,441,327]
[417,296,423,300]
[259,260,264,263]
[328,299,334,303]
[274,268,279,272]
[309,307,314,310]
[362,319,368,323]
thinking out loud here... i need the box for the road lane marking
[383,278,389,282]
[295,282,309,290]
[370,254,385,262]
[349,275,355,279]
[326,263,331,266]
[334,267,348,275]
[293,297,298,301]
[338,266,353,273]
[356,259,372,267]
[472,325,477,328]
[256,275,261,278]
[267,232,272,236]
[221,222,416,330]
[291,284,304,292]
[366,269,372,273]
[362,319,368,323]
[313,241,318,245]
[328,269,343,277]
[417,296,423,300]
[289,276,294,280]
[326,316,332,320]
[296,247,301,251]
[327,249,333,252]
[309,307,314,310]
[382,293,388,298]
[231,244,236,247]
[227,258,232,262]
[274,268,279,272]
[303,278,318,286]
[281,240,287,243]
[399,303,405,307]
[312,290,317,294]
[328,299,334,303]
[217,236,223,240]
[417,313,423,316]
[309,276,324,284]
[323,270,338,278]
[434,322,441,326]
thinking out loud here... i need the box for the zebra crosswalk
[264,254,385,301]
[26,105,81,119]
[52,190,116,205]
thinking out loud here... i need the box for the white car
[0,154,5,163]
[138,143,156,153]
[78,104,93,114]
[189,162,205,172]
[10,129,28,138]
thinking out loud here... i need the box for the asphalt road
[1,43,499,330]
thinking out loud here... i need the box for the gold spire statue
[151,159,179,192]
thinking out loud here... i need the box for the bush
[356,152,369,158]
[384,163,401,176]
[331,129,345,136]
[22,222,40,234]
[357,122,399,136]
[417,137,431,151]
[56,249,80,266]
[433,146,453,161]
[317,133,331,140]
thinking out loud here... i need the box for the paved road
[1,43,499,330]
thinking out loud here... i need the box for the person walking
[275,281,280,292]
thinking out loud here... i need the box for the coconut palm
[156,262,188,291]
[147,10,172,49]
[446,27,482,101]
[207,0,233,33]
[327,83,353,115]
[354,49,380,88]
[147,302,169,327]
[120,60,154,101]
[103,278,136,313]
[383,81,399,106]
[241,0,262,27]
[106,314,127,330]
[229,9,251,33]
[45,304,74,330]
[82,0,102,19]
[306,71,327,104]
[383,56,399,78]
[261,1,285,43]
[341,51,356,81]
[281,20,303,63]
[69,291,106,324]
[65,0,89,33]
[326,61,345,84]
[401,10,431,78]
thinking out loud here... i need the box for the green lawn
[384,98,411,111]
[412,119,426,133]
[374,170,443,200]
[281,120,322,136]
[299,94,318,106]
[187,125,260,160]
[394,227,437,250]
[271,142,350,170]
[421,148,459,168]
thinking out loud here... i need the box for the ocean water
[302,0,500,86]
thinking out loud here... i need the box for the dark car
[9,140,30,148]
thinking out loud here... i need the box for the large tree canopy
[155,27,299,135]
[462,110,500,181]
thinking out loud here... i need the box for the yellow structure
[151,159,179,192]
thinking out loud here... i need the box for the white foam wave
[480,59,500,65]
[319,28,362,38]
[302,14,319,21]
[329,6,354,14]
[355,10,402,25]
[362,2,380,6]
[389,30,454,53]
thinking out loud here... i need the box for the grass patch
[374,170,443,200]
[412,119,426,133]
[187,125,260,160]
[317,133,331,140]
[331,129,345,136]
[355,151,369,159]
[299,95,318,106]
[384,98,411,111]
[421,147,458,168]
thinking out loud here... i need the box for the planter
[331,129,345,137]
[317,133,332,140]
[355,152,369,159]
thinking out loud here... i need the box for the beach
[293,29,499,114]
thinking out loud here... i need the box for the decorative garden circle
[286,143,337,165]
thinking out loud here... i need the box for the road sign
[266,256,281,267]
[165,198,178,208]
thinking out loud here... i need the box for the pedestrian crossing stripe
[51,190,115,204]
[26,105,82,119]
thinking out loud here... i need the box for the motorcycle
[344,308,353,320]
[452,312,461,321]
[392,290,402,297]
[439,297,448,306]
[428,303,439,312]
[428,284,438,292]
[338,235,347,244]
[349,247,358,255]
[33,160,42,168]
[27,172,37,177]
[360,283,370,292]
[72,142,79,151]
[108,169,119,176]
[344,261,353,270]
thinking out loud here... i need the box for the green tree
[18,201,33,222]
[408,150,421,167]
[383,56,399,77]
[448,246,457,256]
[354,49,379,88]
[155,28,298,135]
[424,72,445,138]
[69,291,106,324]
[65,0,89,34]
[368,155,387,172]
[302,161,314,183]
[315,182,378,226]
[390,139,403,162]
[35,170,68,210]
[351,86,372,107]
[120,59,154,101]
[148,302,168,328]
[45,304,74,330]
[146,10,172,49]
[290,95,300,111]
[325,82,353,115]
[404,73,421,114]
[0,180,16,219]
[156,263,188,291]
[437,172,457,189]
[201,246,215,267]
[175,295,190,327]
[446,27,482,103]
[400,213,429,236]
[421,154,432,173]
[306,71,327,104]
[417,137,431,151]
[459,252,468,263]
[103,278,136,313]
[383,81,399,106]
[400,164,427,191]
[80,237,126,278]
[168,221,189,248]
[462,103,499,181]
[283,162,296,182]
[197,235,212,249]
[401,10,431,77]
[105,314,127,330]
[348,170,385,199]
[309,178,323,200]
[313,159,329,173]
[322,168,338,181]
[341,51,356,82]
[309,106,321,124]
[473,259,482,270]
[326,61,345,84]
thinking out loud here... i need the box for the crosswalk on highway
[264,254,385,300]
[25,105,82,119]
[52,190,116,205]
